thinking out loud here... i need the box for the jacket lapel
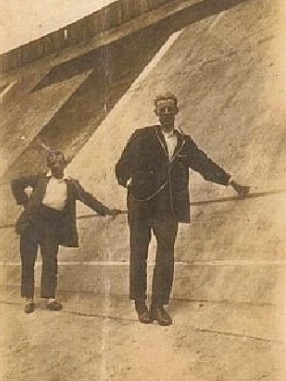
[170,131,186,163]
[65,179,77,204]
[155,126,169,158]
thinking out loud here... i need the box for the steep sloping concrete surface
[1,0,286,380]
[0,70,90,178]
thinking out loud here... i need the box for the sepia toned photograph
[0,0,285,380]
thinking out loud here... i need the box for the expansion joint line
[0,300,281,344]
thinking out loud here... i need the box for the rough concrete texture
[1,0,286,380]
[0,70,90,178]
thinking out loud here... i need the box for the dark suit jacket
[115,125,231,222]
[11,174,112,247]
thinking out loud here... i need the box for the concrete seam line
[0,296,274,308]
[0,300,279,343]
[197,328,282,344]
[172,297,274,307]
[2,260,286,266]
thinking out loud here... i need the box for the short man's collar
[46,170,69,180]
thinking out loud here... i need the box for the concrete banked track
[1,0,286,380]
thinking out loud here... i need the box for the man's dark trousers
[20,205,64,299]
[128,192,178,306]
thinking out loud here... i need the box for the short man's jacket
[11,174,112,247]
[115,125,231,222]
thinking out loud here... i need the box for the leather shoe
[47,301,62,311]
[24,302,35,314]
[135,301,152,324]
[150,305,172,326]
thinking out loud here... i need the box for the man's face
[154,98,178,129]
[48,153,67,178]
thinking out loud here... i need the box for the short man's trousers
[20,205,64,299]
[128,198,178,305]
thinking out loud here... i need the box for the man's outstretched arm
[71,179,122,216]
[186,137,250,198]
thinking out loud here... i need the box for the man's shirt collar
[160,128,177,138]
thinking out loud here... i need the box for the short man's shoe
[135,301,152,324]
[150,305,172,326]
[24,302,35,314]
[47,300,62,311]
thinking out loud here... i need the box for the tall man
[11,150,121,313]
[115,93,250,326]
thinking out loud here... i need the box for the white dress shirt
[162,129,178,160]
[42,171,69,211]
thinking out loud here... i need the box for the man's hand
[126,178,132,188]
[108,209,124,217]
[230,180,250,199]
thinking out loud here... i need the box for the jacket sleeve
[115,131,138,187]
[71,179,113,216]
[186,137,231,185]
[11,175,40,206]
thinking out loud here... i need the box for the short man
[11,150,121,313]
[115,93,250,326]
